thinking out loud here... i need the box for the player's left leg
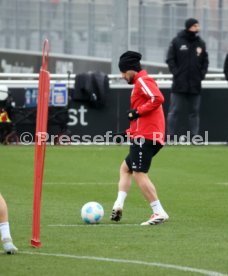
[0,194,18,254]
[132,172,169,225]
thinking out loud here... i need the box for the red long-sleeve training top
[126,70,165,144]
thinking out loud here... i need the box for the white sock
[113,191,127,209]
[0,222,12,241]
[150,200,166,215]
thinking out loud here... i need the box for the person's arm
[224,54,228,81]
[200,42,209,80]
[166,39,178,75]
[136,79,164,116]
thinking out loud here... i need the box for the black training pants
[166,93,201,137]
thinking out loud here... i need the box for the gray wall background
[0,0,228,72]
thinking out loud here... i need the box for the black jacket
[166,30,209,94]
[73,71,109,108]
[223,53,228,81]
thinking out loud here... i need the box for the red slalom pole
[31,39,50,248]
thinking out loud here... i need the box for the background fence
[0,0,228,71]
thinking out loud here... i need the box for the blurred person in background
[224,53,228,81]
[166,18,209,142]
[0,193,18,254]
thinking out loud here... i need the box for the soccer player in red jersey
[110,51,169,225]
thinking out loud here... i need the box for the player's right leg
[166,93,186,143]
[110,160,132,222]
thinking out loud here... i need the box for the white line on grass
[44,182,116,185]
[215,182,228,186]
[20,251,227,276]
[48,224,140,227]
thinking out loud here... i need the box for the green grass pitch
[0,145,228,276]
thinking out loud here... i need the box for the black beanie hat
[118,51,142,72]
[185,18,199,30]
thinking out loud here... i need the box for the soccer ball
[81,201,104,224]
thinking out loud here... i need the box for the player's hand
[127,109,139,121]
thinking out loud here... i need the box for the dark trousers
[166,93,201,137]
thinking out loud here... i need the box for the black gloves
[127,109,139,121]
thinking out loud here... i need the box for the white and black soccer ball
[81,201,104,224]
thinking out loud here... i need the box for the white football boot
[141,212,169,226]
